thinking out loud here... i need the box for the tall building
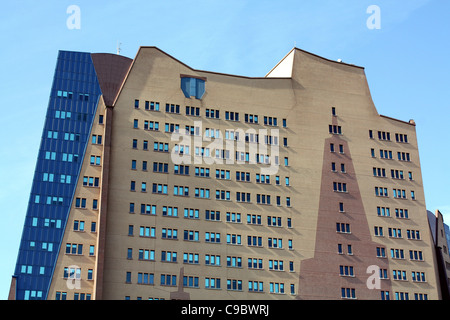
[10,47,440,300]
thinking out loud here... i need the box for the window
[268,216,282,227]
[227,212,241,223]
[183,276,199,288]
[255,173,269,184]
[206,108,220,119]
[236,192,251,203]
[333,182,347,193]
[247,236,262,247]
[75,198,86,209]
[195,188,210,199]
[184,252,200,264]
[388,228,402,238]
[407,229,421,240]
[152,183,168,194]
[227,256,242,268]
[195,167,210,178]
[174,185,189,197]
[160,274,177,286]
[256,194,271,205]
[92,135,102,145]
[395,133,408,143]
[163,206,178,217]
[154,142,169,152]
[165,103,180,114]
[141,204,156,215]
[139,226,155,238]
[225,111,239,121]
[377,206,391,217]
[395,208,409,219]
[205,232,221,243]
[398,152,411,162]
[245,113,258,124]
[409,250,423,261]
[393,189,406,199]
[264,116,278,126]
[375,187,388,197]
[145,101,160,111]
[268,237,283,248]
[378,131,391,141]
[205,210,220,221]
[165,123,179,133]
[227,279,243,291]
[138,272,154,285]
[269,259,284,271]
[341,288,356,299]
[373,167,386,178]
[217,169,231,180]
[247,214,261,225]
[380,149,393,159]
[186,106,200,117]
[269,282,284,294]
[144,120,159,131]
[249,281,264,292]
[90,155,101,166]
[339,265,355,277]
[205,278,221,289]
[174,165,189,175]
[391,169,404,180]
[162,228,178,240]
[374,226,384,237]
[336,223,351,234]
[216,190,230,201]
[227,234,242,245]
[181,76,205,99]
[391,248,405,259]
[329,125,342,135]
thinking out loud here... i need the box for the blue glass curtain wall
[13,51,102,300]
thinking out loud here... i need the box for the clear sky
[0,0,449,299]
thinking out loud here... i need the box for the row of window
[132,161,291,185]
[377,206,410,219]
[369,130,409,143]
[56,90,90,101]
[44,151,79,162]
[65,243,96,256]
[125,271,295,294]
[373,167,414,180]
[129,182,292,206]
[374,187,416,200]
[130,204,292,226]
[370,148,412,162]
[128,249,294,271]
[373,226,422,240]
[127,225,294,249]
[133,99,288,127]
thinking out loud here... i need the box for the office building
[9,47,440,300]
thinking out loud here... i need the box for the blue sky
[0,0,449,299]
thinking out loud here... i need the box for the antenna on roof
[116,41,122,55]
